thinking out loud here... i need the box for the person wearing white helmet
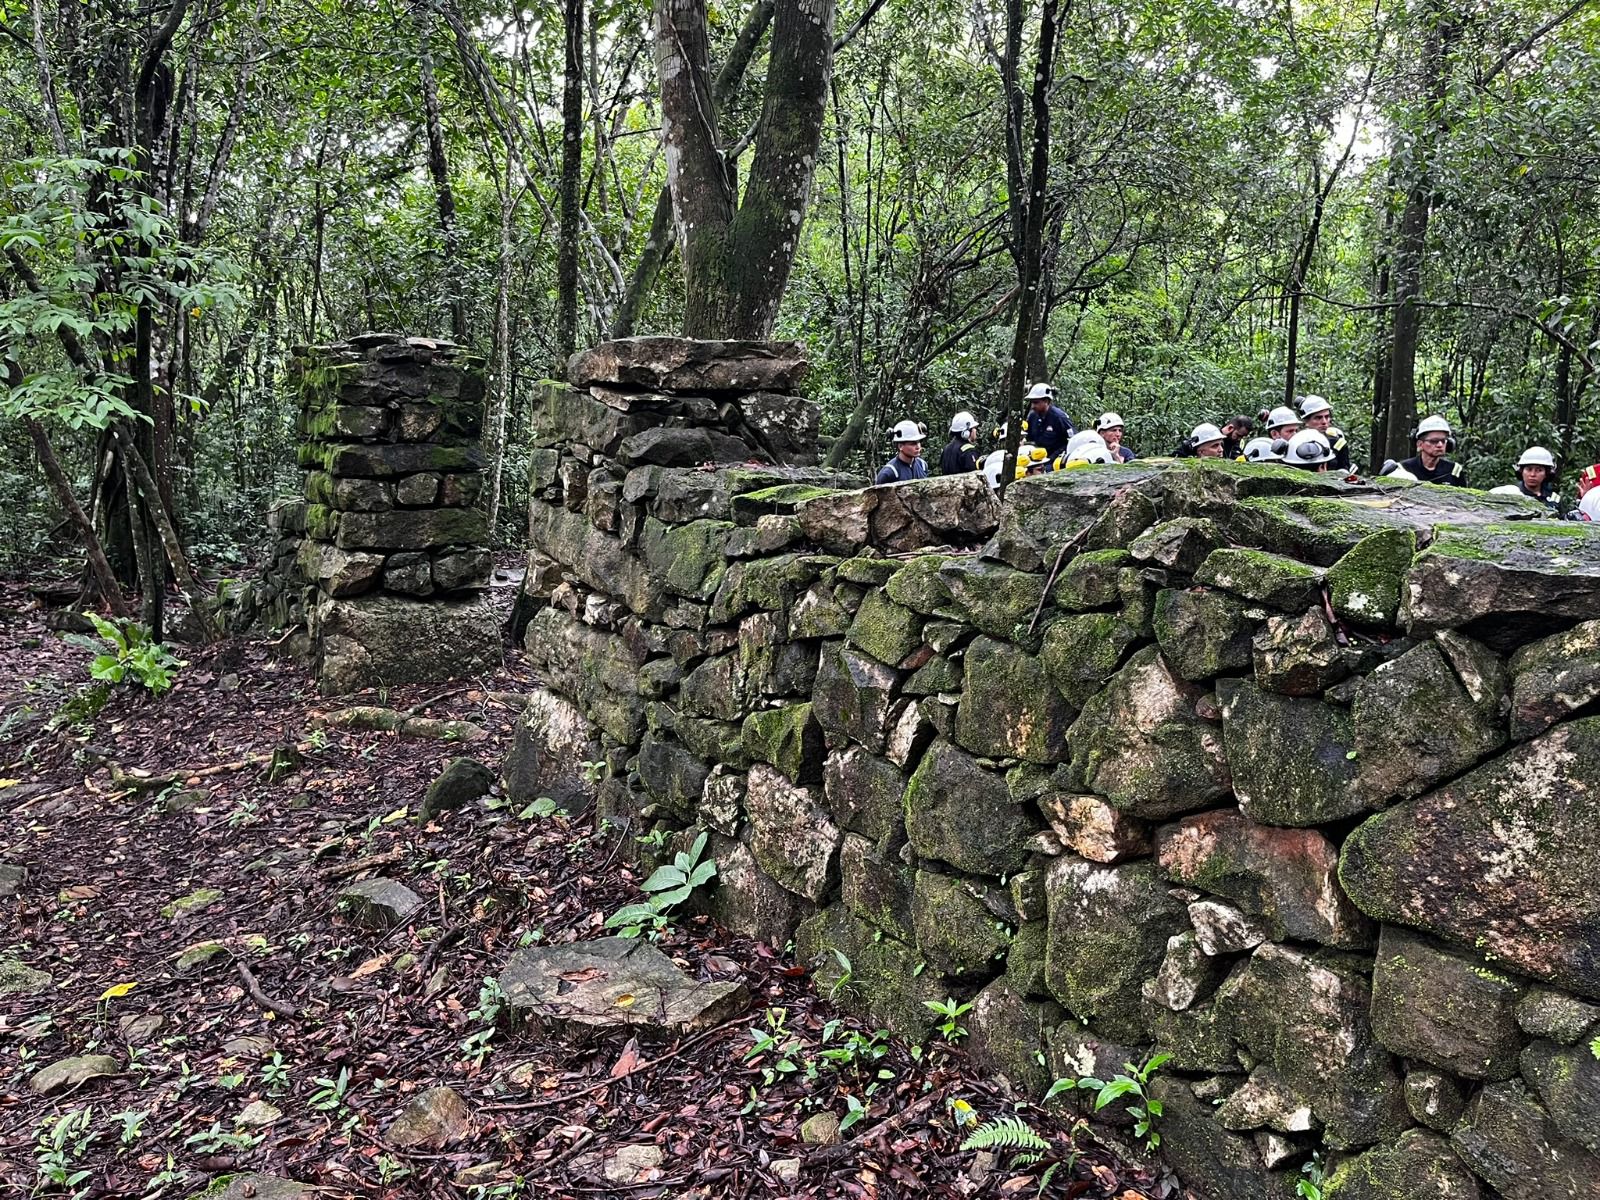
[1489,446,1559,511]
[875,419,929,485]
[1283,428,1335,472]
[940,411,982,476]
[1298,395,1350,471]
[1265,406,1300,441]
[1187,422,1227,458]
[1378,459,1419,482]
[1095,412,1136,462]
[1020,382,1076,456]
[1240,436,1284,464]
[1399,415,1467,486]
[1061,442,1116,467]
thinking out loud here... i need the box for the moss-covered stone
[1217,679,1366,826]
[1083,487,1159,551]
[1521,1038,1600,1156]
[1251,607,1347,695]
[823,747,907,846]
[1322,1130,1482,1200]
[1039,612,1141,708]
[905,739,1037,876]
[839,833,915,942]
[1228,494,1417,566]
[1509,618,1600,740]
[954,637,1073,763]
[1153,588,1254,681]
[1142,990,1241,1073]
[912,870,1011,978]
[636,731,710,820]
[1450,1081,1600,1198]
[1117,566,1159,636]
[846,588,924,666]
[304,503,340,542]
[1128,516,1223,573]
[835,556,901,586]
[740,553,836,613]
[1516,987,1600,1045]
[1050,550,1131,611]
[738,611,818,697]
[1005,920,1050,998]
[1404,519,1600,628]
[966,980,1062,1098]
[786,582,853,639]
[903,651,962,695]
[1147,1078,1279,1200]
[812,643,901,753]
[161,887,224,919]
[1405,1068,1469,1131]
[678,653,752,723]
[1327,527,1414,628]
[883,553,956,615]
[746,764,840,901]
[741,703,824,784]
[638,517,734,601]
[1193,547,1325,609]
[938,558,1047,640]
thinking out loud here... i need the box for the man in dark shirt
[1220,415,1254,461]
[1299,395,1351,472]
[1399,416,1467,486]
[1019,383,1075,457]
[940,411,982,475]
[875,420,929,484]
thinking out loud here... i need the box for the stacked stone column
[292,334,500,694]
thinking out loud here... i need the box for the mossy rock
[1152,588,1254,681]
[938,558,1047,641]
[1039,611,1141,708]
[883,553,956,615]
[1327,528,1415,627]
[740,704,824,784]
[966,980,1062,1098]
[904,740,1037,876]
[739,553,837,613]
[903,652,962,696]
[0,956,51,998]
[1193,547,1325,610]
[824,747,908,847]
[1050,549,1131,610]
[1004,921,1050,998]
[835,556,901,586]
[846,588,924,666]
[1217,679,1366,826]
[1142,991,1241,1073]
[955,636,1074,764]
[1322,1130,1481,1200]
[1128,516,1223,573]
[912,870,1011,978]
[840,833,916,942]
[161,887,224,920]
[639,518,735,601]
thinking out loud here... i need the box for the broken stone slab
[703,836,809,947]
[1402,519,1600,631]
[735,391,821,465]
[1037,793,1151,864]
[1252,607,1347,695]
[1509,618,1600,741]
[1187,899,1269,957]
[1129,516,1223,574]
[823,747,907,847]
[502,689,604,813]
[339,878,424,929]
[1449,1080,1600,1198]
[1322,1129,1482,1200]
[29,1054,120,1095]
[1156,809,1372,949]
[296,542,384,597]
[566,337,809,393]
[1215,1065,1317,1133]
[312,592,502,696]
[1369,924,1525,1080]
[1039,611,1142,709]
[500,938,748,1034]
[421,757,495,822]
[746,764,840,901]
[912,870,1011,978]
[812,643,902,753]
[1339,715,1600,998]
[965,980,1061,1098]
[333,506,487,551]
[386,1085,474,1148]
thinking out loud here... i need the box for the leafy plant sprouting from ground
[1046,1051,1171,1152]
[1297,1151,1327,1199]
[605,830,717,938]
[924,996,974,1042]
[64,613,184,695]
[959,1111,1077,1192]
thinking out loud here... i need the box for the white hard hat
[1242,436,1283,463]
[1266,406,1299,431]
[1298,395,1331,418]
[1488,484,1523,495]
[1095,412,1125,432]
[949,411,979,435]
[1063,431,1107,458]
[1065,443,1116,466]
[889,419,925,444]
[981,449,1006,489]
[1378,459,1418,482]
[1516,446,1556,469]
[1415,415,1452,438]
[1190,422,1225,446]
[1025,383,1053,402]
[1284,428,1334,466]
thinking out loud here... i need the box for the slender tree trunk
[20,413,130,617]
[417,1,466,341]
[485,177,517,542]
[557,0,584,356]
[112,424,218,641]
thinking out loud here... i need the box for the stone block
[1252,607,1347,695]
[966,981,1061,1099]
[1153,588,1255,681]
[741,704,824,784]
[1050,549,1131,610]
[1218,679,1366,826]
[1521,1038,1600,1156]
[335,507,487,551]
[395,472,441,507]
[938,558,1047,639]
[1509,618,1600,741]
[432,549,491,592]
[383,551,434,596]
[822,748,907,847]
[906,740,1037,876]
[1036,793,1150,863]
[846,588,925,665]
[1129,516,1222,573]
[956,637,1074,763]
[1402,519,1600,630]
[1039,612,1142,708]
[636,731,710,821]
[567,337,809,393]
[313,592,501,695]
[619,425,756,467]
[746,764,840,901]
[297,542,383,598]
[912,870,1011,979]
[812,643,901,753]
[1450,1081,1600,1199]
[840,833,915,942]
[502,689,604,813]
[735,391,821,465]
[1322,1129,1480,1200]
[1327,528,1415,628]
[1193,547,1325,610]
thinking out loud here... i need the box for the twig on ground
[406,686,469,717]
[235,959,299,1019]
[317,848,408,879]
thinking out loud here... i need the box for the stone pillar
[292,333,501,694]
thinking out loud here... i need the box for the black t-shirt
[1399,455,1467,486]
[940,437,980,475]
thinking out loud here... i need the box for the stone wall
[511,338,1600,1200]
[290,334,500,693]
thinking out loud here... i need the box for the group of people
[874,385,1600,522]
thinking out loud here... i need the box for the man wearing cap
[1020,383,1075,457]
[876,420,930,484]
[1298,396,1351,472]
[1096,413,1136,461]
[941,411,982,475]
[1399,416,1467,486]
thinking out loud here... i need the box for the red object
[1580,463,1600,494]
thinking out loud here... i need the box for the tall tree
[557,0,584,357]
[416,0,466,341]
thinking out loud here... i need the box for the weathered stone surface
[524,607,650,743]
[1142,990,1240,1072]
[1129,517,1223,574]
[1187,899,1268,957]
[335,506,486,551]
[1510,618,1600,740]
[1218,679,1366,826]
[1039,612,1142,708]
[386,1086,474,1148]
[0,956,52,998]
[1450,1080,1600,1199]
[572,1143,667,1183]
[1006,920,1050,998]
[501,937,748,1033]
[811,643,901,752]
[741,704,824,783]
[1403,519,1600,630]
[314,592,501,695]
[638,518,734,600]
[528,498,667,620]
[1252,608,1347,695]
[1194,548,1325,610]
[1351,641,1504,804]
[619,425,755,467]
[1044,856,1186,1041]
[314,440,485,478]
[1327,528,1415,628]
[29,1054,120,1094]
[796,477,1000,556]
[1371,924,1525,1080]
[1405,1068,1469,1131]
[846,588,924,665]
[823,747,907,846]
[1339,716,1600,997]
[938,558,1046,639]
[989,465,1169,571]
[200,1174,316,1200]
[788,582,853,639]
[955,637,1073,763]
[297,542,383,597]
[383,550,434,595]
[736,391,820,465]
[1037,793,1150,863]
[1149,1077,1277,1200]
[1522,1038,1600,1157]
[1157,810,1372,948]
[1149,931,1230,1011]
[1323,1130,1481,1200]
[394,471,440,506]
[882,553,955,616]
[737,612,818,697]
[340,878,423,928]
[966,980,1061,1098]
[913,870,1010,978]
[840,834,915,942]
[637,732,710,821]
[433,548,491,592]
[0,861,24,898]
[503,689,603,812]
[705,837,807,945]
[1153,588,1254,681]
[1217,943,1407,1149]
[567,337,809,393]
[1066,647,1231,819]
[1517,988,1600,1045]
[797,904,973,1038]
[746,764,841,901]
[1215,1065,1316,1133]
[1050,549,1130,611]
[421,757,494,821]
[678,652,751,723]
[906,740,1038,876]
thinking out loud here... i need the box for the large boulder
[567,337,809,393]
[905,740,1038,876]
[955,637,1074,763]
[1152,589,1254,681]
[1065,646,1231,819]
[1402,519,1600,630]
[1156,809,1372,948]
[1509,618,1600,741]
[1044,856,1186,1042]
[1322,1130,1481,1200]
[1450,1081,1600,1198]
[1339,716,1600,998]
[745,764,841,901]
[312,592,502,696]
[502,689,604,812]
[1218,679,1366,826]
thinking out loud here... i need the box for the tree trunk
[112,424,218,641]
[485,176,517,542]
[557,0,584,357]
[21,413,130,617]
[417,1,466,341]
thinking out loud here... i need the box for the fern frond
[959,1115,1050,1154]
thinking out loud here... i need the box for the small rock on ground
[0,955,51,998]
[0,861,25,896]
[201,1174,316,1200]
[29,1054,120,1095]
[801,1111,842,1145]
[571,1144,664,1184]
[385,1085,474,1148]
[338,877,423,928]
[420,756,495,820]
[235,1100,283,1128]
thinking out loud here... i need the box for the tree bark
[417,0,467,341]
[19,412,130,617]
[111,424,219,642]
[485,174,517,542]
[557,0,584,356]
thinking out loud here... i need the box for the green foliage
[959,1114,1050,1155]
[1057,1052,1171,1151]
[34,1105,97,1196]
[923,996,974,1042]
[63,614,183,695]
[605,830,717,939]
[1297,1151,1328,1200]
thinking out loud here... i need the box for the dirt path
[0,584,1173,1199]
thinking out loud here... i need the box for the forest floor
[0,576,1177,1200]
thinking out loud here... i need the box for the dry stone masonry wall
[512,338,1600,1200]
